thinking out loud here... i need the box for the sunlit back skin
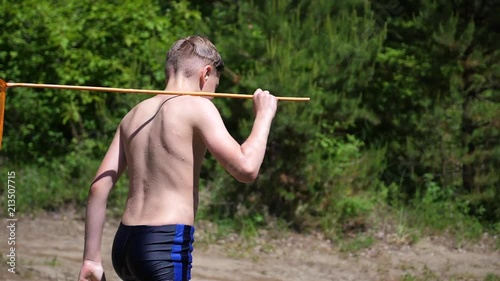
[79,36,277,281]
[119,94,206,226]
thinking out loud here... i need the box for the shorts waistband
[119,222,195,232]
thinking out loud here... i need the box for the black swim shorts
[112,223,195,281]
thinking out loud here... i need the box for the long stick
[5,82,311,102]
[0,79,310,150]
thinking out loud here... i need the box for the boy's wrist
[255,111,275,121]
[83,259,102,265]
[83,252,102,264]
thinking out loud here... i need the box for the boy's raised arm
[194,89,277,183]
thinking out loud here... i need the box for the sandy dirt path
[0,213,499,281]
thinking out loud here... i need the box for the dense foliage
[1,0,498,239]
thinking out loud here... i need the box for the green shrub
[409,174,483,240]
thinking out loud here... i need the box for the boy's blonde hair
[165,35,224,83]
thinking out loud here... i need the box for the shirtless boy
[78,35,278,281]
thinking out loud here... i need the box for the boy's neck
[165,76,200,92]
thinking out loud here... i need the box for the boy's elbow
[88,183,103,196]
[225,158,261,183]
[236,173,258,183]
[88,180,113,196]
[235,164,259,183]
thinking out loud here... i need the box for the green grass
[44,256,59,267]
[383,176,488,247]
[0,155,129,215]
[339,234,376,252]
[484,274,500,281]
[401,273,500,281]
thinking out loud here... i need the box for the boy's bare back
[119,95,207,226]
[118,90,276,227]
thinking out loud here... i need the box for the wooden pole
[5,82,311,102]
[0,79,310,150]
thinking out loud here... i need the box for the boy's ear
[203,65,212,81]
[199,65,212,89]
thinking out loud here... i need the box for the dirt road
[1,213,499,281]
